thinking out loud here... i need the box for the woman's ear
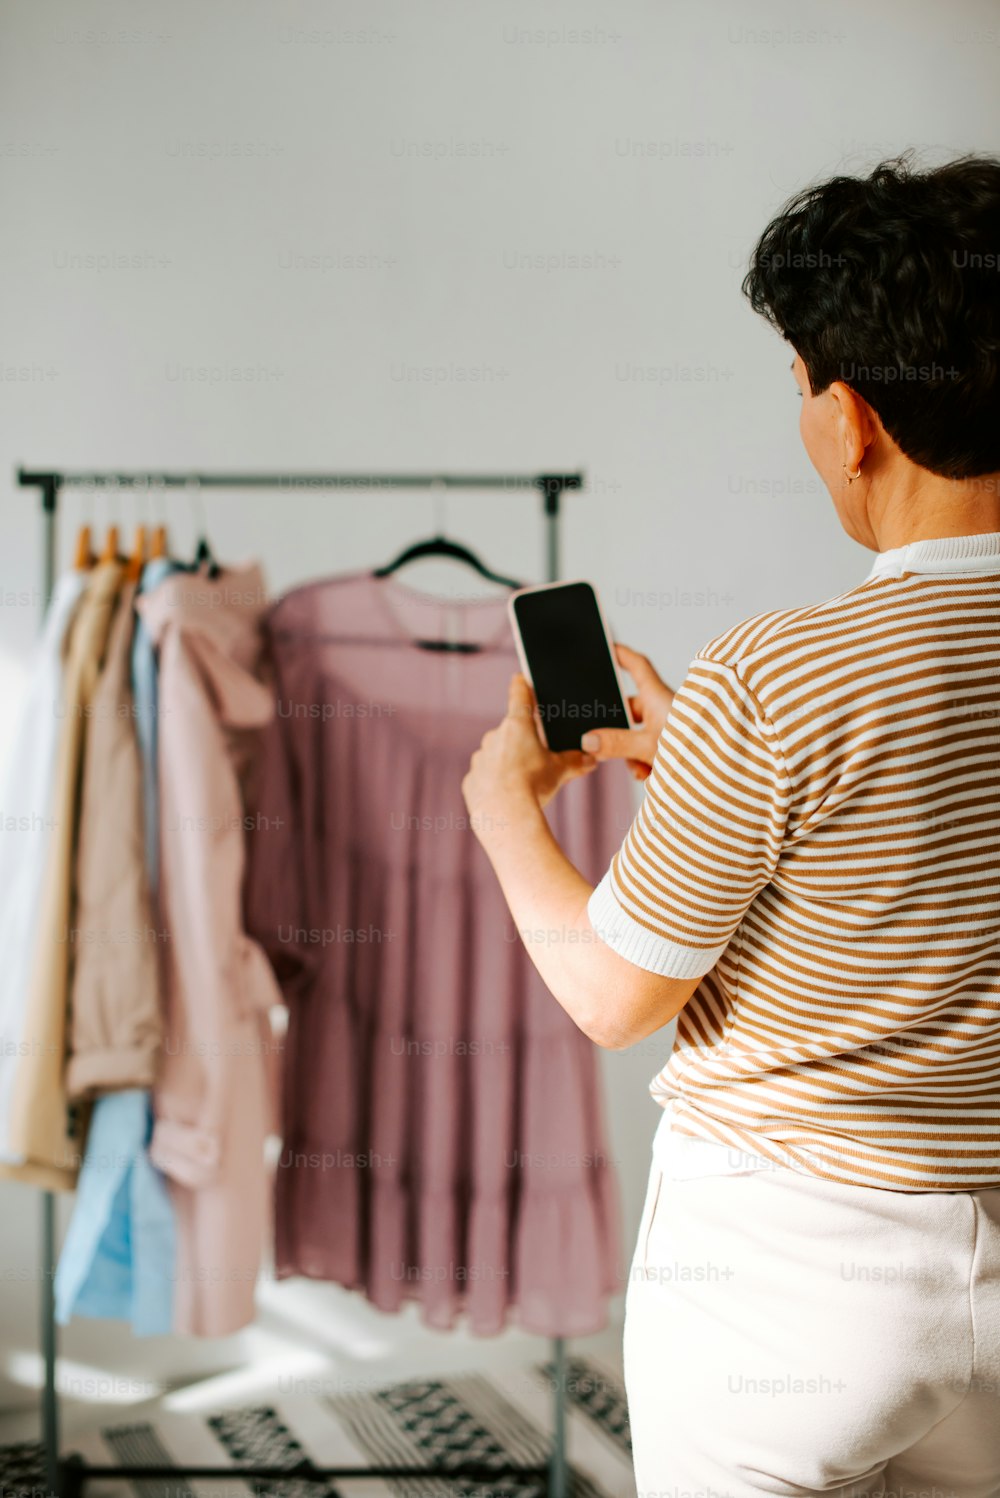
[827,380,877,471]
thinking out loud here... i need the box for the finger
[554,750,598,784]
[626,758,652,781]
[629,695,645,723]
[614,643,664,690]
[506,672,537,721]
[580,726,653,762]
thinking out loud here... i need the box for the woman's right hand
[581,643,675,781]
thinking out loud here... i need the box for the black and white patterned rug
[1,1355,634,1498]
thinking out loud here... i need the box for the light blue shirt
[55,1089,175,1335]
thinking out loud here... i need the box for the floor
[0,1331,634,1498]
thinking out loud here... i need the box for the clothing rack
[18,465,584,1498]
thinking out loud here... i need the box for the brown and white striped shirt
[588,533,1000,1190]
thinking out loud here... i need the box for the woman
[462,154,1000,1494]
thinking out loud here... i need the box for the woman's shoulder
[696,575,885,673]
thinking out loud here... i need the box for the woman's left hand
[462,674,597,825]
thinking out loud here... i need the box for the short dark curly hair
[742,153,1000,479]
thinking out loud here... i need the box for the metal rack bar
[18,468,581,493]
[20,463,581,1498]
[60,1456,550,1495]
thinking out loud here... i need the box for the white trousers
[623,1156,1000,1497]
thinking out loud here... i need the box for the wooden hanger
[150,523,168,560]
[99,524,119,564]
[125,523,146,583]
[73,524,94,571]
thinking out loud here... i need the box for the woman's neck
[869,469,1000,552]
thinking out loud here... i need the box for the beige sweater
[0,560,123,1190]
[66,577,163,1100]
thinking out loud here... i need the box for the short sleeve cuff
[586,869,728,980]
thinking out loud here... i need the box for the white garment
[0,572,87,1161]
[625,1152,1000,1496]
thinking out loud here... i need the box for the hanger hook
[134,474,150,526]
[151,474,167,526]
[98,475,121,533]
[432,475,447,539]
[186,474,206,546]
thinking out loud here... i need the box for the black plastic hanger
[192,535,221,579]
[372,534,520,652]
[373,534,522,590]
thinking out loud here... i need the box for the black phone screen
[511,581,630,752]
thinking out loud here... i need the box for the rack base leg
[41,1192,60,1498]
[60,1455,85,1498]
[549,1336,567,1498]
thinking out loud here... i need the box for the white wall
[1,0,998,1418]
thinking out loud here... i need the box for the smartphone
[508,579,633,752]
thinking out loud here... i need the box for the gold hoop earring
[843,463,862,483]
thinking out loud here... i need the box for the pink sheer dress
[246,571,634,1337]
